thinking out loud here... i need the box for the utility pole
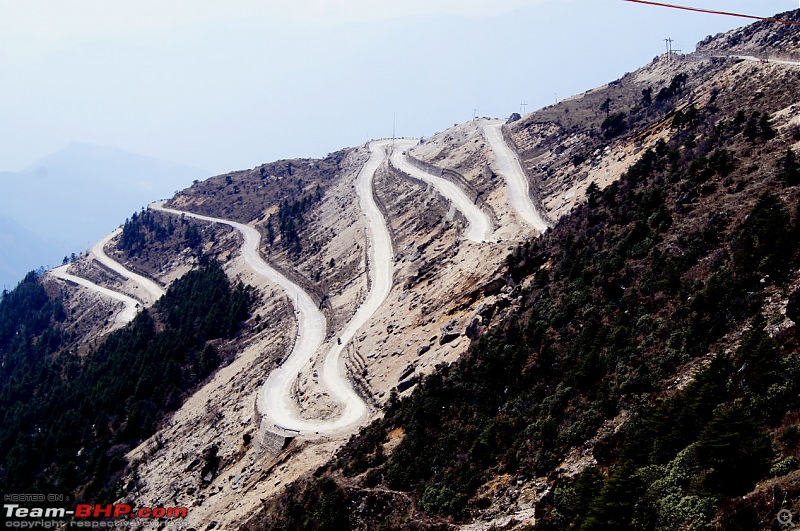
[472,108,478,120]
[665,37,674,61]
[520,102,528,115]
[392,112,396,147]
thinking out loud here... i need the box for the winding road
[389,139,494,243]
[152,138,454,435]
[48,129,535,437]
[150,202,328,429]
[50,264,141,325]
[311,140,396,432]
[482,121,551,233]
[151,199,370,435]
[91,228,166,304]
[49,229,166,325]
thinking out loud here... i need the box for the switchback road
[50,264,140,325]
[151,201,368,435]
[482,121,550,233]
[389,139,494,243]
[91,228,166,304]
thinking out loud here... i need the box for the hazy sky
[0,0,795,176]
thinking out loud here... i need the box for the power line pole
[520,102,528,115]
[664,37,674,61]
[392,112,396,147]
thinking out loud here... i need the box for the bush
[778,149,800,186]
[770,456,798,477]
[695,403,774,496]
[601,112,627,139]
[419,483,467,517]
[788,287,800,325]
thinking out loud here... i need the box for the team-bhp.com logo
[4,498,187,528]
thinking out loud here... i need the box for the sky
[0,0,796,176]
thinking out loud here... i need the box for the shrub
[601,112,627,139]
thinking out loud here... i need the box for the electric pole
[665,37,674,61]
[520,102,528,115]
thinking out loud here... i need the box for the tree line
[0,260,252,500]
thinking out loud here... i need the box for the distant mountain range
[0,142,207,289]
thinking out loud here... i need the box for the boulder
[482,277,506,296]
[398,364,416,381]
[465,317,484,340]
[439,319,461,345]
[397,376,420,392]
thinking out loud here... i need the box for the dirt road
[47,227,166,326]
[151,202,328,429]
[311,140,399,433]
[709,53,800,68]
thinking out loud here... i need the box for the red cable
[623,0,800,26]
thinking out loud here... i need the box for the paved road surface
[91,228,166,304]
[312,140,399,433]
[151,201,368,435]
[482,121,550,233]
[50,265,140,325]
[389,139,494,243]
